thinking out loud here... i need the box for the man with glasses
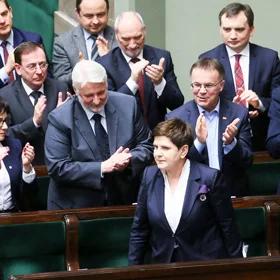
[199,3,280,151]
[0,41,68,164]
[52,0,117,88]
[166,58,253,196]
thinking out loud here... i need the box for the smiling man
[45,60,153,209]
[166,58,253,196]
[199,2,280,151]
[52,0,117,88]
[0,41,68,164]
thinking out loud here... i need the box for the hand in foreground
[130,59,150,82]
[33,95,47,126]
[195,113,207,144]
[22,142,35,173]
[222,118,240,145]
[56,91,72,107]
[101,146,132,174]
[145,57,165,85]
[96,35,110,56]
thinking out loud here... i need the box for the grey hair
[114,11,145,32]
[72,60,107,93]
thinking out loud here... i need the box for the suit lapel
[114,50,131,85]
[154,170,174,233]
[73,26,88,60]
[176,161,200,233]
[13,28,25,47]
[248,43,256,89]
[104,97,118,153]
[73,100,102,159]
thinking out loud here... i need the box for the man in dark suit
[199,3,280,151]
[45,60,153,209]
[52,0,117,88]
[97,11,184,129]
[0,0,43,89]
[166,58,253,196]
[0,41,68,165]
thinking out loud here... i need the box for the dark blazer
[199,43,280,151]
[45,92,153,210]
[266,86,280,158]
[166,98,253,196]
[52,25,117,87]
[128,162,243,264]
[0,78,68,164]
[97,45,184,129]
[1,136,37,210]
[0,27,43,88]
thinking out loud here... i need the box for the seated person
[0,97,36,212]
[128,118,243,264]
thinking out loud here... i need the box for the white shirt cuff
[194,138,205,153]
[22,167,36,183]
[154,78,166,98]
[223,138,237,154]
[126,77,138,94]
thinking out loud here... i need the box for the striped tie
[234,54,246,106]
[90,34,99,60]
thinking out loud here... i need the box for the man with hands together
[166,58,252,196]
[45,60,153,210]
[98,11,184,129]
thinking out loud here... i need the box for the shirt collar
[197,99,220,115]
[0,29,13,46]
[21,79,44,96]
[226,43,250,58]
[121,49,144,64]
[77,95,106,120]
[83,28,104,41]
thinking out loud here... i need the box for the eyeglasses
[24,62,48,72]
[190,80,223,91]
[0,117,8,127]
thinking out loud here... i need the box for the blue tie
[92,113,110,160]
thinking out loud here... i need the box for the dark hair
[76,0,109,13]
[0,96,10,115]
[14,41,45,64]
[0,0,10,9]
[190,58,225,80]
[219,2,254,27]
[152,119,193,149]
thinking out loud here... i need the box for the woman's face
[153,136,188,173]
[0,112,8,141]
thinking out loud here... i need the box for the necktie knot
[30,91,42,105]
[1,41,7,48]
[130,57,140,63]
[235,54,242,62]
[92,113,102,122]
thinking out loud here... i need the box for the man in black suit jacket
[166,58,253,196]
[0,42,68,164]
[199,3,280,151]
[0,0,43,88]
[97,11,184,129]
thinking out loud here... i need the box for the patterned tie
[90,34,99,60]
[92,113,110,160]
[234,54,246,106]
[130,57,146,117]
[30,91,42,106]
[1,41,14,82]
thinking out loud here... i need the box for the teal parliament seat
[0,221,66,280]
[78,217,134,269]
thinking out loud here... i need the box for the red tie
[130,57,146,117]
[234,54,246,106]
[1,41,14,82]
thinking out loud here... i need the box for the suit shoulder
[46,77,68,89]
[13,27,42,42]
[166,100,193,118]
[199,44,225,58]
[0,81,18,99]
[108,91,135,103]
[191,160,219,184]
[250,43,279,55]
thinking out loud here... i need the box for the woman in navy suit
[128,118,243,264]
[0,97,36,213]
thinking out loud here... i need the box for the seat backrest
[0,221,66,280]
[78,217,133,269]
[234,207,266,257]
[248,162,280,195]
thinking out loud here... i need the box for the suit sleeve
[52,36,73,87]
[266,87,280,157]
[44,111,103,190]
[157,51,184,110]
[223,109,253,168]
[209,172,243,258]
[128,168,150,265]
